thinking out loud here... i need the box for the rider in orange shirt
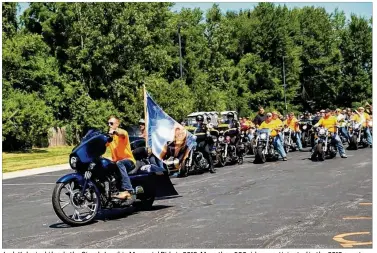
[283,112,303,151]
[107,116,136,199]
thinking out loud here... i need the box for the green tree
[2,2,18,38]
[2,90,53,150]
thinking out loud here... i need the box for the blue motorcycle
[52,130,178,226]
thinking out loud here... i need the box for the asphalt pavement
[2,148,372,248]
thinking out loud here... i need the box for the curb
[2,164,69,180]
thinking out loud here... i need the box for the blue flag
[144,88,195,172]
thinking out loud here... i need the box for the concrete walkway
[2,163,69,180]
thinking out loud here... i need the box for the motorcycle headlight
[354,123,361,129]
[303,125,307,130]
[284,128,290,133]
[218,136,224,142]
[70,156,78,169]
[319,129,326,135]
[368,121,373,127]
[260,133,267,140]
[212,136,217,142]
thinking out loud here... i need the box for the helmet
[139,119,145,125]
[196,115,204,122]
[227,112,234,118]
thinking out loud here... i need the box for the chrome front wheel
[52,180,99,226]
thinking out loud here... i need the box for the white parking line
[2,183,55,186]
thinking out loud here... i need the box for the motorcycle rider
[245,117,256,142]
[310,109,325,151]
[206,116,214,129]
[253,106,266,127]
[345,108,355,121]
[303,111,312,120]
[139,119,146,138]
[313,109,348,158]
[283,112,303,151]
[225,112,240,129]
[225,112,244,158]
[335,109,350,143]
[194,115,216,173]
[353,107,372,148]
[259,112,287,161]
[107,116,136,200]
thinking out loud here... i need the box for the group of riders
[105,103,372,201]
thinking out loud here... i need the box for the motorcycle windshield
[71,130,108,164]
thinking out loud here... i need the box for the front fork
[80,163,95,197]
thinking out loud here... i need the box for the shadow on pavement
[49,220,99,229]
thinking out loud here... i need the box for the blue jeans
[295,132,303,150]
[248,133,254,142]
[339,127,350,141]
[116,159,135,192]
[365,127,372,145]
[273,133,287,158]
[150,155,164,168]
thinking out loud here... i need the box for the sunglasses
[108,122,114,126]
[267,115,272,118]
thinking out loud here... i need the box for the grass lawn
[2,146,112,173]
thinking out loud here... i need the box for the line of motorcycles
[52,118,372,226]
[173,126,246,177]
[240,119,372,164]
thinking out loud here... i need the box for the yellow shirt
[315,116,337,133]
[274,119,283,130]
[106,128,136,164]
[353,112,371,127]
[283,117,299,131]
[259,120,278,137]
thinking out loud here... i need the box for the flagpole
[143,85,148,148]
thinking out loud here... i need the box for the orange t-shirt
[106,128,136,164]
[284,117,299,131]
